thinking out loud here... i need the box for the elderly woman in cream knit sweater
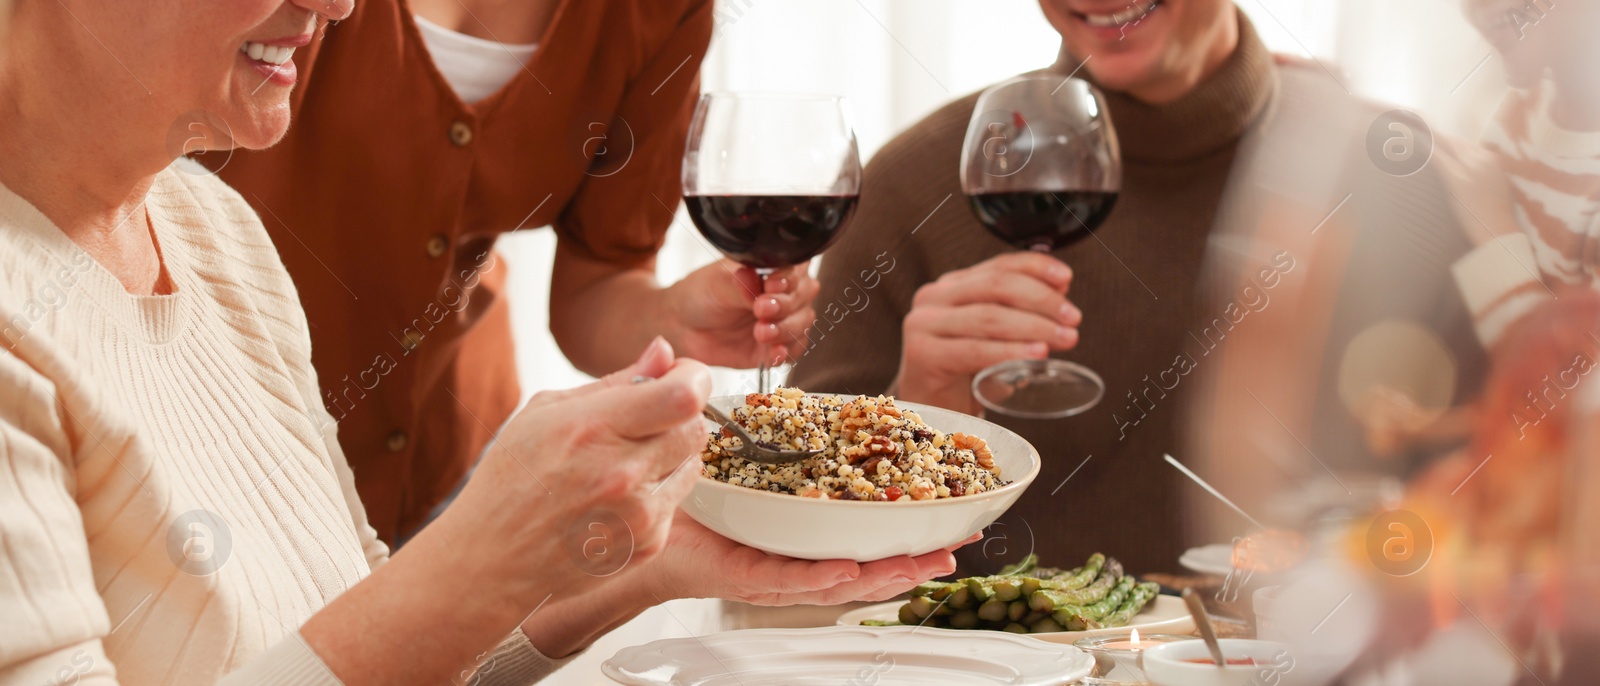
[0,1,958,684]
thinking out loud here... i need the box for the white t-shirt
[413,15,538,104]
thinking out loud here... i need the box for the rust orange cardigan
[217,0,713,543]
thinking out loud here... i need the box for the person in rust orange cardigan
[216,0,817,543]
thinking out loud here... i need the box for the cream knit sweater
[0,165,560,685]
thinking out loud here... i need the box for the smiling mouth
[239,42,296,67]
[1073,0,1163,28]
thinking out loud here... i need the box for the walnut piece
[950,432,996,471]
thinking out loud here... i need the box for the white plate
[1178,544,1235,577]
[835,594,1195,644]
[603,625,1094,685]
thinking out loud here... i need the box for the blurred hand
[640,513,973,605]
[442,337,711,605]
[893,252,1081,414]
[663,259,820,369]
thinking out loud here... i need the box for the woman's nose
[293,0,355,23]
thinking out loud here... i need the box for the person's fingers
[728,262,766,299]
[855,550,960,602]
[758,301,816,348]
[761,263,810,295]
[692,262,762,318]
[911,547,960,574]
[630,335,677,378]
[525,337,676,409]
[804,554,951,605]
[948,531,983,551]
[734,547,963,606]
[589,357,713,440]
[915,336,1050,375]
[731,551,864,597]
[753,272,819,321]
[938,252,1071,291]
[908,304,1076,350]
[753,321,780,344]
[918,270,1078,325]
[645,451,704,507]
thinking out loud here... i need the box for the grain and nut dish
[701,387,1007,501]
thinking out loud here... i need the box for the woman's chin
[225,102,293,152]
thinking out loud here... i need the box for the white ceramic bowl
[1141,639,1296,686]
[682,394,1041,561]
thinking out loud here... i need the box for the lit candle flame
[1130,628,1140,647]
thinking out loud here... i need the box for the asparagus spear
[860,619,900,626]
[1087,582,1161,629]
[907,595,938,619]
[992,579,1022,602]
[1029,558,1123,611]
[1052,576,1136,628]
[947,586,972,610]
[1051,553,1105,591]
[949,609,981,629]
[965,577,995,602]
[898,603,920,625]
[1040,565,1082,581]
[1028,617,1066,633]
[1007,600,1028,622]
[978,597,1009,622]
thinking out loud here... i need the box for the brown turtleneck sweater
[790,17,1277,575]
[794,12,1489,577]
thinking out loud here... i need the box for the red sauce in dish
[1184,657,1259,666]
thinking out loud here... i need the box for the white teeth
[1083,0,1160,27]
[239,42,295,66]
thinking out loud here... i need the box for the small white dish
[835,594,1196,645]
[1178,544,1235,577]
[1141,638,1295,686]
[684,394,1041,562]
[602,625,1095,685]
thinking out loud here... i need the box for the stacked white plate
[603,626,1095,685]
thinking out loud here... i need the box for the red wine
[685,194,858,270]
[967,190,1118,251]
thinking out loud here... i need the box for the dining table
[550,572,1252,685]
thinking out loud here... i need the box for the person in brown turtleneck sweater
[791,0,1486,576]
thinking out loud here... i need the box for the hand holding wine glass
[659,259,820,369]
[958,74,1121,419]
[682,93,862,392]
[893,251,1083,416]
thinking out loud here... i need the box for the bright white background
[501,0,1508,403]
[515,2,1512,682]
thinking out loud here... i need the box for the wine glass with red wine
[683,93,862,393]
[960,74,1121,419]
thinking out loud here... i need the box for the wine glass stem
[757,270,772,394]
